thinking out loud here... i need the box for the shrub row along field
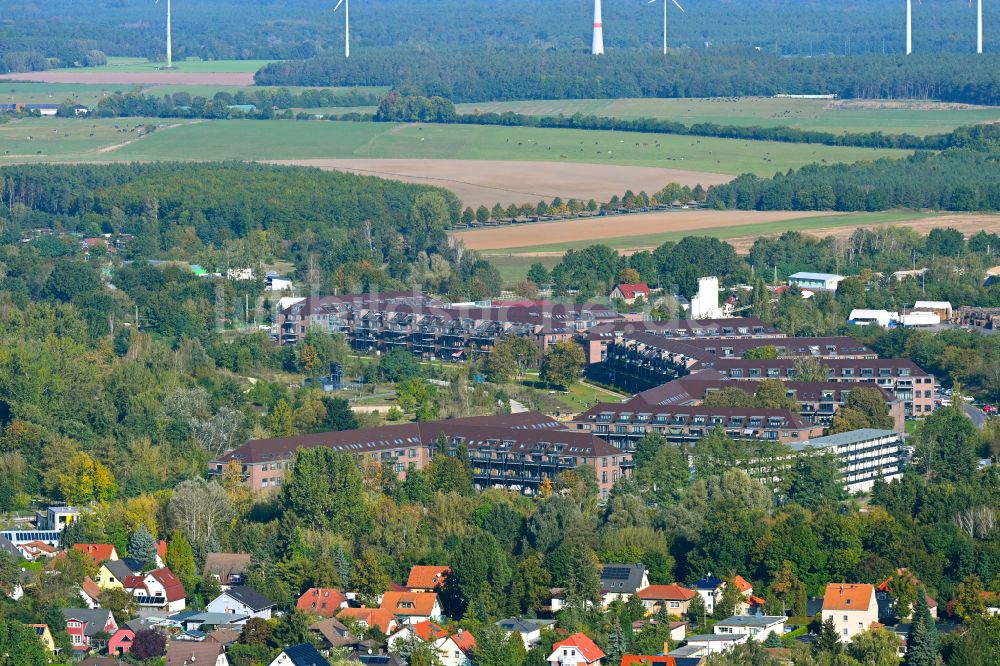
[0,118,911,176]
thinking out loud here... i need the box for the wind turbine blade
[334,0,345,11]
[648,0,657,4]
[672,0,685,11]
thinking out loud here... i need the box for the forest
[255,50,1000,105]
[0,0,995,71]
[704,125,1000,213]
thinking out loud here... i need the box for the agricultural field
[0,118,198,160]
[0,58,273,86]
[454,97,1000,136]
[470,209,1000,283]
[48,56,275,74]
[102,119,910,173]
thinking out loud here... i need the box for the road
[964,403,989,429]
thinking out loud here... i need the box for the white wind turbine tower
[334,0,350,58]
[593,0,605,55]
[907,0,913,54]
[976,0,983,54]
[648,0,685,54]
[155,0,173,68]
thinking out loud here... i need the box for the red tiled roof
[621,655,678,666]
[148,567,186,602]
[81,576,102,602]
[452,629,476,653]
[615,284,651,300]
[406,566,450,590]
[297,587,348,615]
[338,608,396,635]
[876,569,937,609]
[636,585,696,602]
[822,583,875,612]
[73,544,118,564]
[552,633,605,663]
[380,591,439,617]
[412,621,449,641]
[157,540,167,558]
[733,576,753,593]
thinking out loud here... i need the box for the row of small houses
[0,103,90,116]
[26,545,960,666]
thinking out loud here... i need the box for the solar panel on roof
[602,566,632,580]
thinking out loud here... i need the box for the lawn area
[0,117,198,161]
[104,120,909,174]
[454,97,1000,136]
[0,82,128,106]
[520,373,628,414]
[48,57,276,74]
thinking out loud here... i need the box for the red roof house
[406,566,451,592]
[108,627,135,655]
[73,544,119,565]
[610,284,652,304]
[621,656,678,666]
[547,633,605,666]
[296,587,349,617]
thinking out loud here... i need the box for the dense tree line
[257,50,1000,105]
[706,124,1000,212]
[2,0,997,71]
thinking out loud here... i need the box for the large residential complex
[211,412,633,499]
[279,293,634,357]
[790,429,906,494]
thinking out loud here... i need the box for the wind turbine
[975,0,983,54]
[907,0,913,54]
[155,0,172,68]
[648,0,685,54]
[334,0,350,58]
[593,0,605,55]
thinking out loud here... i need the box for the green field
[88,120,909,174]
[482,211,946,282]
[0,82,132,105]
[48,57,276,74]
[455,97,1000,136]
[0,118,198,160]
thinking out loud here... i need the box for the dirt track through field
[265,158,732,206]
[0,72,255,85]
[453,210,843,250]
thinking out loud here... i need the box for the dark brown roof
[203,553,252,580]
[586,317,779,341]
[708,357,932,375]
[634,374,895,406]
[576,402,812,430]
[216,412,570,465]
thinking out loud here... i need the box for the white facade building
[790,429,906,494]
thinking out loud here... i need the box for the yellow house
[28,624,55,652]
[95,560,137,591]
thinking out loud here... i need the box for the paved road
[964,403,989,429]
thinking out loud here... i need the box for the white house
[205,587,275,622]
[127,567,187,614]
[821,583,878,643]
[599,564,650,606]
[547,633,605,666]
[379,591,442,626]
[496,617,552,649]
[387,621,475,666]
[713,615,786,641]
[788,272,845,291]
[268,643,331,666]
[681,633,748,655]
[692,575,725,616]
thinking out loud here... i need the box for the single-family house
[495,617,553,649]
[74,543,119,565]
[310,617,359,650]
[19,540,58,561]
[821,583,878,643]
[713,615,785,641]
[269,642,331,666]
[379,591,442,625]
[170,611,248,633]
[125,567,186,614]
[692,575,725,616]
[80,576,103,608]
[631,618,686,644]
[610,284,652,304]
[788,272,845,291]
[203,553,252,587]
[97,559,141,591]
[387,621,476,666]
[636,584,696,616]
[205,587,275,622]
[28,624,55,652]
[165,640,230,666]
[547,633,605,666]
[876,569,938,620]
[600,564,650,606]
[63,608,118,652]
[337,607,398,635]
[297,587,348,617]
[406,565,450,592]
[681,633,748,655]
[108,627,135,655]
